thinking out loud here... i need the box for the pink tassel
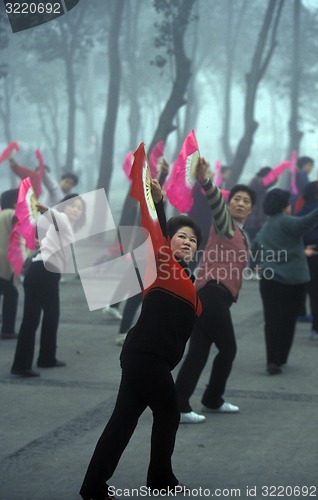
[0,142,19,163]
[262,160,290,187]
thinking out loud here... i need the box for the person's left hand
[35,201,49,214]
[151,179,163,203]
[305,244,318,257]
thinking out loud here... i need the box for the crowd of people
[1,150,318,499]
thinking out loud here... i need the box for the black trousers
[80,355,179,497]
[11,261,60,371]
[307,255,318,332]
[260,278,305,366]
[119,292,142,333]
[175,282,236,412]
[0,276,18,334]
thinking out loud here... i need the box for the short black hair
[303,181,318,202]
[257,166,272,178]
[228,184,256,207]
[0,188,19,210]
[61,172,79,186]
[167,215,202,248]
[263,188,290,215]
[297,156,314,170]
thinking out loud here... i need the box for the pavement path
[0,277,317,500]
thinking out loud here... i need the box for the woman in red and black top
[80,179,202,500]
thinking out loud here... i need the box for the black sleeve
[155,198,167,238]
[158,169,169,188]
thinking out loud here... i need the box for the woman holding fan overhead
[80,143,202,500]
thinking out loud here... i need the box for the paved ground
[0,276,317,500]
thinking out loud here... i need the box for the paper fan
[262,160,290,187]
[8,227,30,276]
[14,177,38,250]
[289,150,298,195]
[149,140,165,179]
[143,158,157,221]
[122,151,133,181]
[130,142,164,253]
[165,129,200,212]
[214,160,222,187]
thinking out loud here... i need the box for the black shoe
[267,363,282,375]
[37,359,66,368]
[80,486,116,500]
[11,368,40,378]
[1,332,18,340]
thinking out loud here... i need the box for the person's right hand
[196,157,210,184]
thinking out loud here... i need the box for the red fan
[130,142,165,253]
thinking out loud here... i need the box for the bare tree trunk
[0,75,12,143]
[37,93,61,174]
[148,0,197,155]
[125,0,142,150]
[229,0,285,187]
[287,0,303,155]
[221,0,248,165]
[60,7,85,173]
[97,0,124,194]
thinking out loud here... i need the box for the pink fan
[214,160,222,188]
[149,140,165,179]
[262,160,290,187]
[8,228,30,276]
[289,150,298,195]
[166,129,200,212]
[13,178,38,250]
[122,151,133,181]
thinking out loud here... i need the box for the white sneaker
[180,411,206,424]
[201,401,239,413]
[115,333,127,346]
[102,306,123,321]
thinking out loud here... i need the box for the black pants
[80,355,179,497]
[260,278,305,366]
[175,282,236,412]
[11,261,60,371]
[119,292,142,333]
[307,255,318,332]
[0,276,18,334]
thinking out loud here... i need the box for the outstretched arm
[196,157,234,238]
[151,178,167,238]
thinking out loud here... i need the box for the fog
[1,0,318,211]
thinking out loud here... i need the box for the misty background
[1,0,318,220]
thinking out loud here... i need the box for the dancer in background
[251,188,318,375]
[11,194,86,377]
[0,189,19,340]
